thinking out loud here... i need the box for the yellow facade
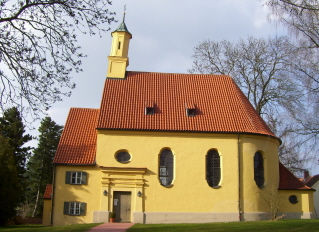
[51,129,315,225]
[42,199,52,226]
[279,190,314,218]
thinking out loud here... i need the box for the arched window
[206,150,221,188]
[159,149,174,187]
[254,151,264,188]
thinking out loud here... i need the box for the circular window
[289,195,298,204]
[116,151,131,163]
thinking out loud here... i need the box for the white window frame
[71,171,82,184]
[69,202,81,215]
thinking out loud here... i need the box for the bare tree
[266,1,319,168]
[189,36,310,173]
[0,0,115,120]
[189,36,304,119]
[266,0,319,49]
[258,184,285,221]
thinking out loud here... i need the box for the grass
[0,223,101,232]
[1,220,319,232]
[127,219,319,232]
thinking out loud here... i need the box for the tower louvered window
[159,149,174,187]
[206,150,221,188]
[254,151,264,188]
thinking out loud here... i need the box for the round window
[116,151,131,163]
[289,195,298,204]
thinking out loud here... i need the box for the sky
[27,0,318,174]
[46,0,279,123]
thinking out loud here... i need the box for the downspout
[50,164,56,226]
[237,133,242,221]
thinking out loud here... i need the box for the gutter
[50,164,56,226]
[238,133,242,221]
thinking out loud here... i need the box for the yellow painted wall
[96,130,280,214]
[239,135,280,213]
[110,31,131,57]
[53,129,315,225]
[52,166,101,226]
[107,30,131,78]
[42,199,52,226]
[279,190,314,213]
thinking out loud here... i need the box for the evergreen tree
[0,107,32,224]
[0,107,32,181]
[0,135,21,225]
[27,117,63,217]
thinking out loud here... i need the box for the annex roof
[43,184,52,199]
[53,108,99,165]
[97,71,276,138]
[278,163,312,190]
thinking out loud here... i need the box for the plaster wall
[279,190,314,216]
[42,199,52,226]
[52,165,101,226]
[96,130,280,216]
[53,130,314,225]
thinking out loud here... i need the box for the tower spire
[107,5,132,79]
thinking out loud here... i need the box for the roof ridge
[127,70,232,77]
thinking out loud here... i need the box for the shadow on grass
[0,223,101,232]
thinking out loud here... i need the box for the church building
[43,17,315,226]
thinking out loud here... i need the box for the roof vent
[145,107,154,115]
[185,103,196,117]
[145,102,155,115]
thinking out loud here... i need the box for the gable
[279,163,312,190]
[53,108,99,165]
[97,71,277,138]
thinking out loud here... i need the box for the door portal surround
[100,166,146,223]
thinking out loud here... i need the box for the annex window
[206,149,221,188]
[254,151,264,188]
[115,151,131,163]
[65,171,87,185]
[64,202,86,216]
[289,195,298,204]
[159,149,174,187]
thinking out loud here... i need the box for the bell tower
[107,6,132,79]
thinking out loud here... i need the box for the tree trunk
[32,189,40,217]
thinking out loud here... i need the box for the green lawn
[0,223,101,232]
[1,220,319,232]
[127,219,319,232]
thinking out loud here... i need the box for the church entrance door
[113,191,131,222]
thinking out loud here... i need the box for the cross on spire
[123,4,126,22]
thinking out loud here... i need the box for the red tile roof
[279,163,312,190]
[43,184,52,199]
[53,108,99,165]
[303,174,319,187]
[97,72,276,138]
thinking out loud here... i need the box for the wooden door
[113,191,131,222]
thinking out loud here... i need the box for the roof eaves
[96,127,280,140]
